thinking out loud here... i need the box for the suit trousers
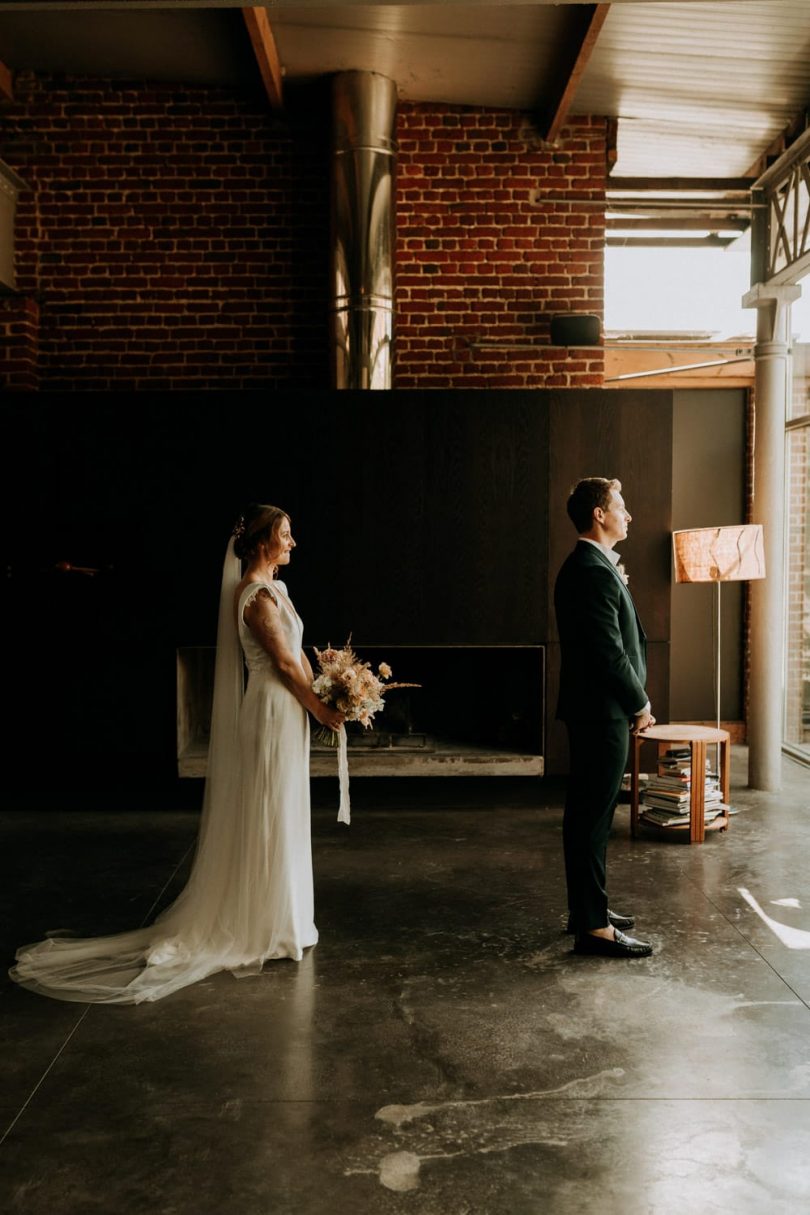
[563,717,631,933]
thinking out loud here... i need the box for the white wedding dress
[10,544,317,1004]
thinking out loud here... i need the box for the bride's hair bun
[233,503,288,562]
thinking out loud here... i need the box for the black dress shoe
[573,929,653,958]
[565,908,635,934]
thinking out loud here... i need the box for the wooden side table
[630,723,731,844]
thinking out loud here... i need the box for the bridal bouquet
[312,641,420,744]
[312,642,420,827]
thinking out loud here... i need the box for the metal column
[742,281,801,790]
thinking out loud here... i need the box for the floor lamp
[672,524,766,738]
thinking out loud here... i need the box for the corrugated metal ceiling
[575,2,810,174]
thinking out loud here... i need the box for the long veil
[9,538,250,1004]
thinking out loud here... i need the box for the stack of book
[640,746,730,828]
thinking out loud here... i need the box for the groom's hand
[632,710,656,733]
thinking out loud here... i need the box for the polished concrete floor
[1,748,808,1214]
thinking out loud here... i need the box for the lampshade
[673,524,766,584]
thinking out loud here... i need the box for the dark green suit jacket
[554,540,648,723]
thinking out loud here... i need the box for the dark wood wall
[545,390,673,770]
[670,389,746,721]
[333,394,549,644]
[2,389,672,799]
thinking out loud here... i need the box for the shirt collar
[580,537,621,567]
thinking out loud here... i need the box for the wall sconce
[549,313,601,346]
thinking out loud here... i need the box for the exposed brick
[0,297,40,390]
[2,71,329,389]
[396,103,605,387]
[2,79,607,390]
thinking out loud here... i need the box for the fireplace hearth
[177,645,544,777]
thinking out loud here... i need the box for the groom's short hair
[566,477,620,533]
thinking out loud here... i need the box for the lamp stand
[714,577,723,782]
[715,576,721,734]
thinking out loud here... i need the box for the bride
[10,504,344,1004]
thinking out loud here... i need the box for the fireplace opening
[177,645,544,776]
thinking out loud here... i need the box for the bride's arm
[300,650,315,683]
[243,591,344,730]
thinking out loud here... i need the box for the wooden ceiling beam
[242,6,283,110]
[540,3,610,144]
[0,59,12,103]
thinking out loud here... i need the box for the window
[784,344,810,760]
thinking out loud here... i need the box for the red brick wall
[1,75,606,391]
[1,72,329,390]
[396,106,606,388]
[0,296,39,389]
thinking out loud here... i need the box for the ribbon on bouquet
[336,723,351,825]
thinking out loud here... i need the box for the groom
[554,477,655,958]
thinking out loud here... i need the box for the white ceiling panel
[270,5,570,109]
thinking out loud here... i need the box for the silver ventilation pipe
[330,71,397,390]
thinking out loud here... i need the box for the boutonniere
[616,562,629,586]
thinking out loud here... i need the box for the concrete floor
[1,748,808,1214]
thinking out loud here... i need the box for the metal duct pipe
[330,71,397,390]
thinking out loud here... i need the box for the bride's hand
[316,704,345,732]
